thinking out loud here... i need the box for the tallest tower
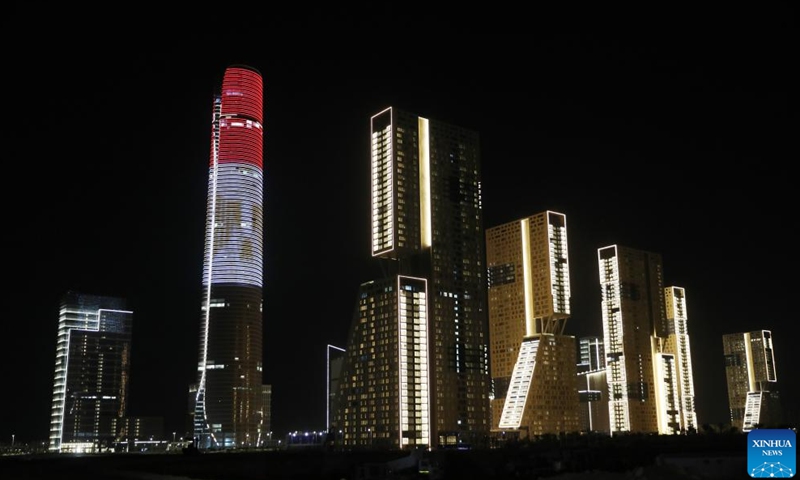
[194,65,267,449]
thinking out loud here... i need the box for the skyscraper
[333,107,490,450]
[723,330,782,431]
[486,211,579,438]
[49,291,133,453]
[193,65,269,449]
[597,246,698,435]
[597,245,666,434]
[663,286,698,432]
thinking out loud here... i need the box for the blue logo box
[748,428,796,478]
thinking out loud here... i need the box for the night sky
[1,6,794,444]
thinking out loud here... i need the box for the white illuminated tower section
[194,65,265,449]
[663,286,698,431]
[598,245,634,434]
[326,344,345,431]
[49,292,132,453]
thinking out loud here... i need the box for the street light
[11,434,14,448]
[172,432,176,442]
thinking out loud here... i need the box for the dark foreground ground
[0,433,752,480]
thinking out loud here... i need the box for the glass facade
[49,292,133,453]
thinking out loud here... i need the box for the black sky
[1,6,794,443]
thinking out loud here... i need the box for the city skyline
[1,9,794,444]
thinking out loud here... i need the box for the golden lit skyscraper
[193,65,269,449]
[663,286,698,432]
[334,107,490,450]
[598,245,665,434]
[486,211,579,438]
[597,246,703,435]
[723,330,782,431]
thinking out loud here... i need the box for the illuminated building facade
[723,330,782,431]
[334,107,490,450]
[326,344,345,431]
[597,246,699,435]
[578,336,605,371]
[48,292,133,453]
[662,286,698,431]
[598,245,664,434]
[576,336,609,433]
[193,65,268,449]
[486,211,579,437]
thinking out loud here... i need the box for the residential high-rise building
[598,245,668,434]
[597,246,701,436]
[192,65,269,449]
[723,330,782,431]
[333,107,490,450]
[486,211,579,438]
[663,286,698,432]
[48,292,133,453]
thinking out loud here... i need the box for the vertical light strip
[51,306,73,452]
[585,375,593,430]
[418,117,431,248]
[326,345,331,432]
[652,338,663,433]
[593,339,601,370]
[421,282,430,447]
[744,332,755,392]
[762,330,777,382]
[521,219,534,336]
[397,276,407,447]
[326,344,345,431]
[196,100,220,445]
[397,276,430,447]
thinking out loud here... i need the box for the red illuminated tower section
[194,65,268,449]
